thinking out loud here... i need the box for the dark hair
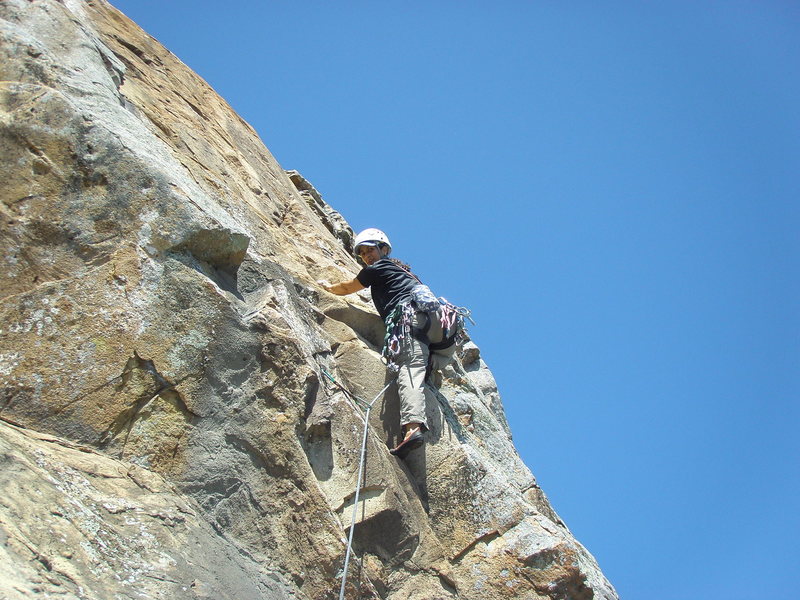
[388,257,412,272]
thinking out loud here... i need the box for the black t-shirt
[357,258,416,320]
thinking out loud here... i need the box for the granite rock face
[0,422,299,600]
[0,1,618,599]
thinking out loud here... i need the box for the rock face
[0,1,618,599]
[0,423,298,600]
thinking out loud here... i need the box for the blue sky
[110,2,799,598]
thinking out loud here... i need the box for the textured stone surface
[0,421,298,600]
[0,1,618,598]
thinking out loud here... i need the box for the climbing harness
[320,368,394,600]
[376,260,474,369]
[381,300,474,370]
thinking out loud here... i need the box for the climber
[320,228,459,459]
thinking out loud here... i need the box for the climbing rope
[320,368,394,600]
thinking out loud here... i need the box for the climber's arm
[321,278,365,296]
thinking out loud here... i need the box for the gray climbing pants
[396,307,457,431]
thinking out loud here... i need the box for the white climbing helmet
[353,228,391,254]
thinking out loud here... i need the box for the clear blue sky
[110,2,799,598]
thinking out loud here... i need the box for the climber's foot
[389,428,424,459]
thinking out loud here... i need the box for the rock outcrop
[0,1,618,599]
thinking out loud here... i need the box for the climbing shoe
[389,430,424,459]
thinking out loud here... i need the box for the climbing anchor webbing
[321,368,372,412]
[320,368,394,600]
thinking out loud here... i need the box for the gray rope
[321,369,394,600]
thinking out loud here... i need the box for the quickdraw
[381,302,415,371]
